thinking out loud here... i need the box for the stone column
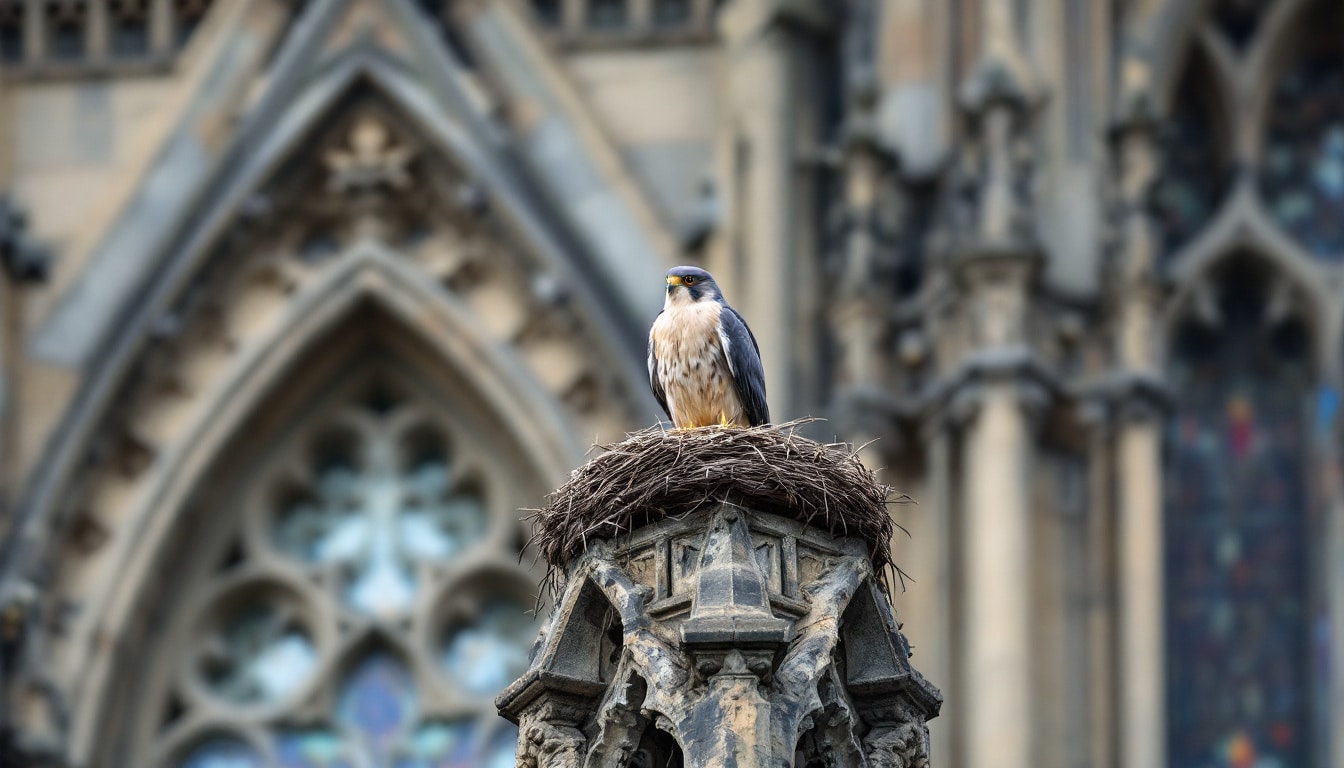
[1115,393,1164,768]
[941,13,1043,757]
[1080,399,1117,768]
[718,0,828,417]
[149,0,173,58]
[87,0,109,63]
[827,79,898,472]
[628,0,652,30]
[22,0,44,64]
[957,374,1036,768]
[1108,102,1166,768]
[910,416,955,766]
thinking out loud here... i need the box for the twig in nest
[528,419,912,599]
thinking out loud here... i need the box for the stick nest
[529,419,908,596]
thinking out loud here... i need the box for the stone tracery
[4,94,645,765]
[152,375,536,767]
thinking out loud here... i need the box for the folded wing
[717,306,770,426]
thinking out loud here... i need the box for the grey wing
[647,318,671,422]
[717,305,770,426]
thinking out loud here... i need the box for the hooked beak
[666,275,683,293]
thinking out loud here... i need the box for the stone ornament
[498,503,941,768]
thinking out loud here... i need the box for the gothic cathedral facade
[0,2,1339,768]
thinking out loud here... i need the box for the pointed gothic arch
[1161,254,1320,768]
[1140,2,1343,765]
[57,246,610,763]
[1150,41,1234,263]
[91,316,550,764]
[2,52,659,762]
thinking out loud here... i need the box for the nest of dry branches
[528,419,908,596]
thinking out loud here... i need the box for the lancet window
[1164,265,1313,768]
[1151,56,1228,259]
[1157,3,1342,764]
[1261,2,1344,260]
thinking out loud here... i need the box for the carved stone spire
[499,462,941,767]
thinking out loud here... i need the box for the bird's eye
[684,276,697,285]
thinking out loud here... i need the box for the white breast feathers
[651,301,748,428]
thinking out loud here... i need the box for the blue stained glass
[395,722,517,768]
[273,426,487,620]
[442,600,534,696]
[200,605,317,706]
[1153,60,1228,258]
[272,657,515,768]
[484,724,520,768]
[275,731,351,768]
[1262,2,1344,259]
[1165,272,1311,768]
[392,721,478,768]
[180,737,264,768]
[338,654,418,760]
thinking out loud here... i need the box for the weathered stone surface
[498,503,941,767]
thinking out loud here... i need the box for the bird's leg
[718,411,732,428]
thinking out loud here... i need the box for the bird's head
[664,266,722,306]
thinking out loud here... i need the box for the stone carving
[863,721,932,768]
[498,505,942,767]
[323,114,416,194]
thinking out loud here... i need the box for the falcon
[647,266,769,428]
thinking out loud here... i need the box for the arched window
[1152,55,1230,260]
[1262,1,1344,259]
[146,370,536,767]
[1164,262,1313,768]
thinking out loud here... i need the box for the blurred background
[0,0,1339,767]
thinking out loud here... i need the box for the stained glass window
[271,417,488,620]
[1165,268,1312,768]
[268,653,519,768]
[1152,60,1229,259]
[1262,2,1344,259]
[198,597,318,706]
[180,738,265,768]
[156,376,534,767]
[441,598,536,695]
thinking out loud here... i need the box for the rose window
[154,377,536,767]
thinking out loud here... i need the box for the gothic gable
[2,32,667,762]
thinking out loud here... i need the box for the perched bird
[647,266,769,428]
